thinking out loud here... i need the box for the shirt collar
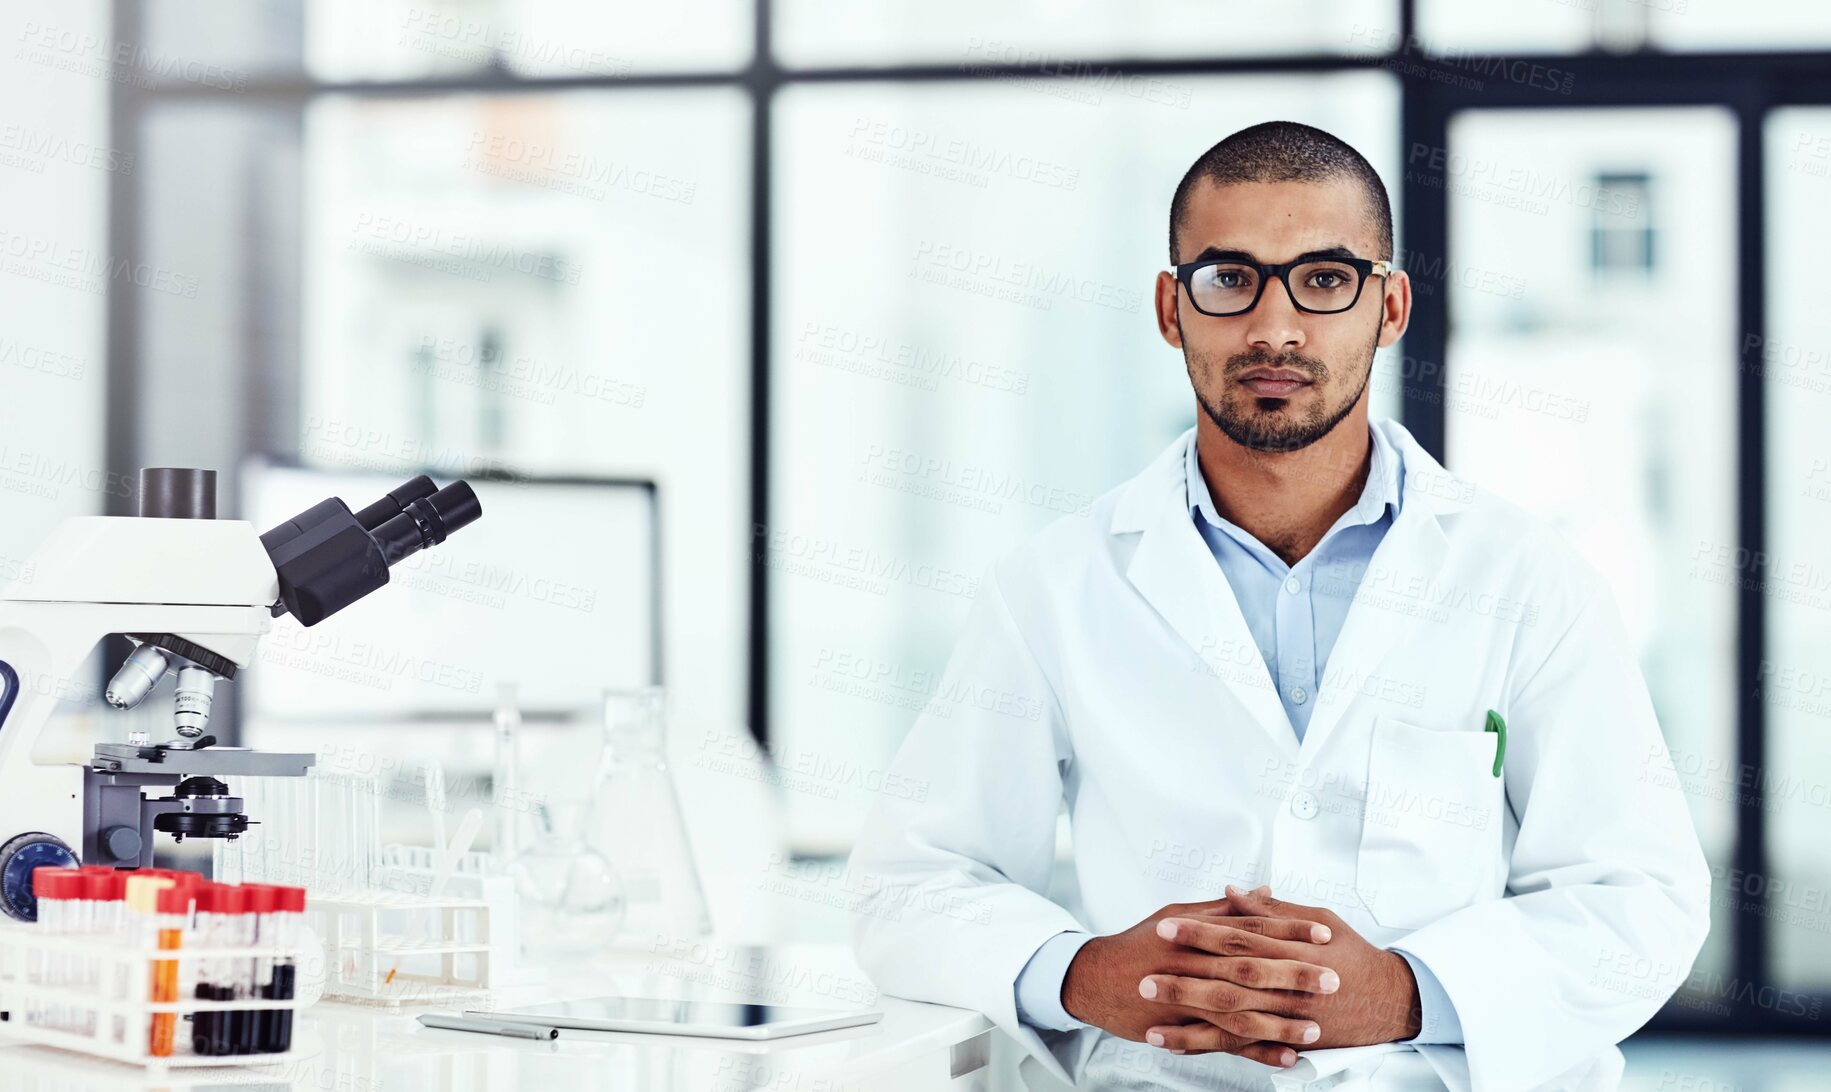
[1186,419,1404,537]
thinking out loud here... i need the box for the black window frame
[106,0,1831,1037]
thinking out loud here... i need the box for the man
[848,121,1710,1091]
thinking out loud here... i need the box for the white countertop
[0,942,996,1092]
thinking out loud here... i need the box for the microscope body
[0,469,481,919]
[0,514,304,875]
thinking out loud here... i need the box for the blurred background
[2,0,1830,1084]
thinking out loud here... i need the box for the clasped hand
[1060,885,1421,1070]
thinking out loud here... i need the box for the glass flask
[509,800,627,957]
[587,687,712,943]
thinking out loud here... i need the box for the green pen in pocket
[1484,710,1507,777]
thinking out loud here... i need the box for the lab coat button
[1284,576,1302,595]
[1290,791,1319,820]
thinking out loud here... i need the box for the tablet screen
[493,996,860,1030]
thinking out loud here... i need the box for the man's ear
[1155,270,1184,349]
[1376,270,1412,349]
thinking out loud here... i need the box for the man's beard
[1186,339,1375,454]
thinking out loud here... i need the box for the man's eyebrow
[1293,245,1361,263]
[1189,246,1256,264]
[1184,244,1363,264]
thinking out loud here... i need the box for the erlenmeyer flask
[586,687,712,942]
[510,801,626,957]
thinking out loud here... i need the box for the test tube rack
[0,921,315,1071]
[374,845,546,987]
[307,890,493,1006]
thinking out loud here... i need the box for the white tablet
[469,997,884,1040]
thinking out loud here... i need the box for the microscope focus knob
[102,825,143,864]
[0,832,79,922]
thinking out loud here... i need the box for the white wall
[0,0,111,571]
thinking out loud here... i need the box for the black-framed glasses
[1170,256,1393,317]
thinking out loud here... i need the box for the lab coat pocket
[1357,715,1504,931]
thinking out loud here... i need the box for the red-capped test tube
[76,868,130,1041]
[191,882,243,1056]
[149,883,190,1058]
[30,868,80,1029]
[76,868,116,1033]
[260,885,304,1052]
[237,884,275,1054]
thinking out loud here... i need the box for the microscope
[0,468,481,920]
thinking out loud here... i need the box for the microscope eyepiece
[371,482,482,566]
[262,477,484,627]
[138,469,218,519]
[352,474,437,532]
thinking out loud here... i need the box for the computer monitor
[237,461,659,724]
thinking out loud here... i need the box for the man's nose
[1244,278,1306,353]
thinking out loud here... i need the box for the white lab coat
[849,420,1711,1092]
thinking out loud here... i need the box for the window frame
[108,0,1831,1036]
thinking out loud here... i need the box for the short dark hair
[1168,121,1393,264]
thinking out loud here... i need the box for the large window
[1765,106,1831,990]
[1418,0,1831,53]
[775,0,1397,68]
[297,92,751,728]
[109,0,1831,1031]
[1441,108,1740,987]
[767,76,1399,848]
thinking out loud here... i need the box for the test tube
[86,868,130,1043]
[30,868,77,1029]
[192,883,239,1056]
[124,875,178,1057]
[71,870,93,1012]
[364,775,381,891]
[238,885,276,1054]
[239,778,264,884]
[248,777,283,886]
[76,869,113,1034]
[314,773,339,894]
[271,776,296,885]
[262,885,305,1052]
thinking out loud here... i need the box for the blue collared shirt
[1015,422,1463,1044]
